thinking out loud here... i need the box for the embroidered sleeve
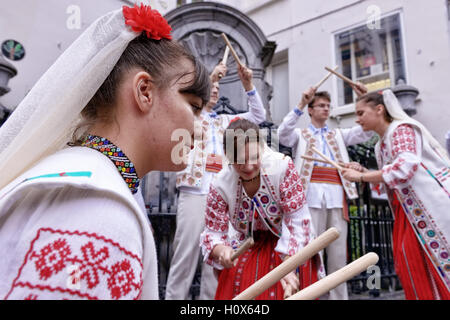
[3,187,148,300]
[277,109,302,148]
[199,185,230,270]
[5,228,144,300]
[382,125,421,189]
[276,160,313,256]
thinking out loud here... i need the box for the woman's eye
[191,104,202,115]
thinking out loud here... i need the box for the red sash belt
[310,166,342,185]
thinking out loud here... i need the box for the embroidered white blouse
[380,124,422,189]
[200,151,314,270]
[0,147,158,300]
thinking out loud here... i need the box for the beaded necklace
[81,135,140,194]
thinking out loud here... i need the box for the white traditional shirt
[177,87,266,195]
[199,148,315,270]
[0,146,158,300]
[278,108,374,209]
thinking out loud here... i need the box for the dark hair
[73,34,211,143]
[308,91,331,109]
[223,119,264,164]
[356,92,393,122]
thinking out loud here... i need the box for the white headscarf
[383,89,450,164]
[0,9,138,189]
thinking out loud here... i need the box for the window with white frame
[334,13,406,106]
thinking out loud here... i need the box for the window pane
[335,14,405,105]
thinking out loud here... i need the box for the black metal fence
[346,144,402,297]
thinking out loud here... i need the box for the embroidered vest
[294,128,358,200]
[176,114,227,189]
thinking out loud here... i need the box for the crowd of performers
[0,5,448,300]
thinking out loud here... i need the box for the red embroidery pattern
[202,186,230,265]
[5,228,143,300]
[391,125,417,158]
[278,160,310,255]
[205,186,229,233]
[280,160,306,214]
[380,125,420,189]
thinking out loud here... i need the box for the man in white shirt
[277,84,372,300]
[165,62,267,300]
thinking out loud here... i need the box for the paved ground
[349,290,405,300]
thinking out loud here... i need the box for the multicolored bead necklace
[81,135,140,194]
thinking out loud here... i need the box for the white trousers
[165,191,218,300]
[309,201,349,300]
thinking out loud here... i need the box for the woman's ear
[133,72,154,113]
[376,104,385,117]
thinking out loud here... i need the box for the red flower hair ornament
[123,4,172,40]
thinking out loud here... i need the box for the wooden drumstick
[221,33,243,67]
[231,237,254,261]
[314,66,338,90]
[325,67,358,87]
[286,252,379,300]
[218,46,230,79]
[233,227,340,300]
[301,155,339,165]
[310,146,344,171]
[222,46,230,65]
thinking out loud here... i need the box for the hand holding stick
[310,146,344,171]
[221,33,243,67]
[233,227,340,300]
[286,252,379,300]
[314,66,338,90]
[301,155,340,165]
[231,237,254,261]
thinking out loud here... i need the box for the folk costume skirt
[215,231,318,300]
[391,194,450,300]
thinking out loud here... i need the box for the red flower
[122,4,172,40]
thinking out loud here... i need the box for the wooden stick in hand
[286,252,379,300]
[325,67,357,87]
[233,227,340,300]
[310,146,344,171]
[301,155,342,166]
[222,46,230,65]
[221,33,243,67]
[314,66,338,90]
[231,237,254,261]
[218,46,231,80]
